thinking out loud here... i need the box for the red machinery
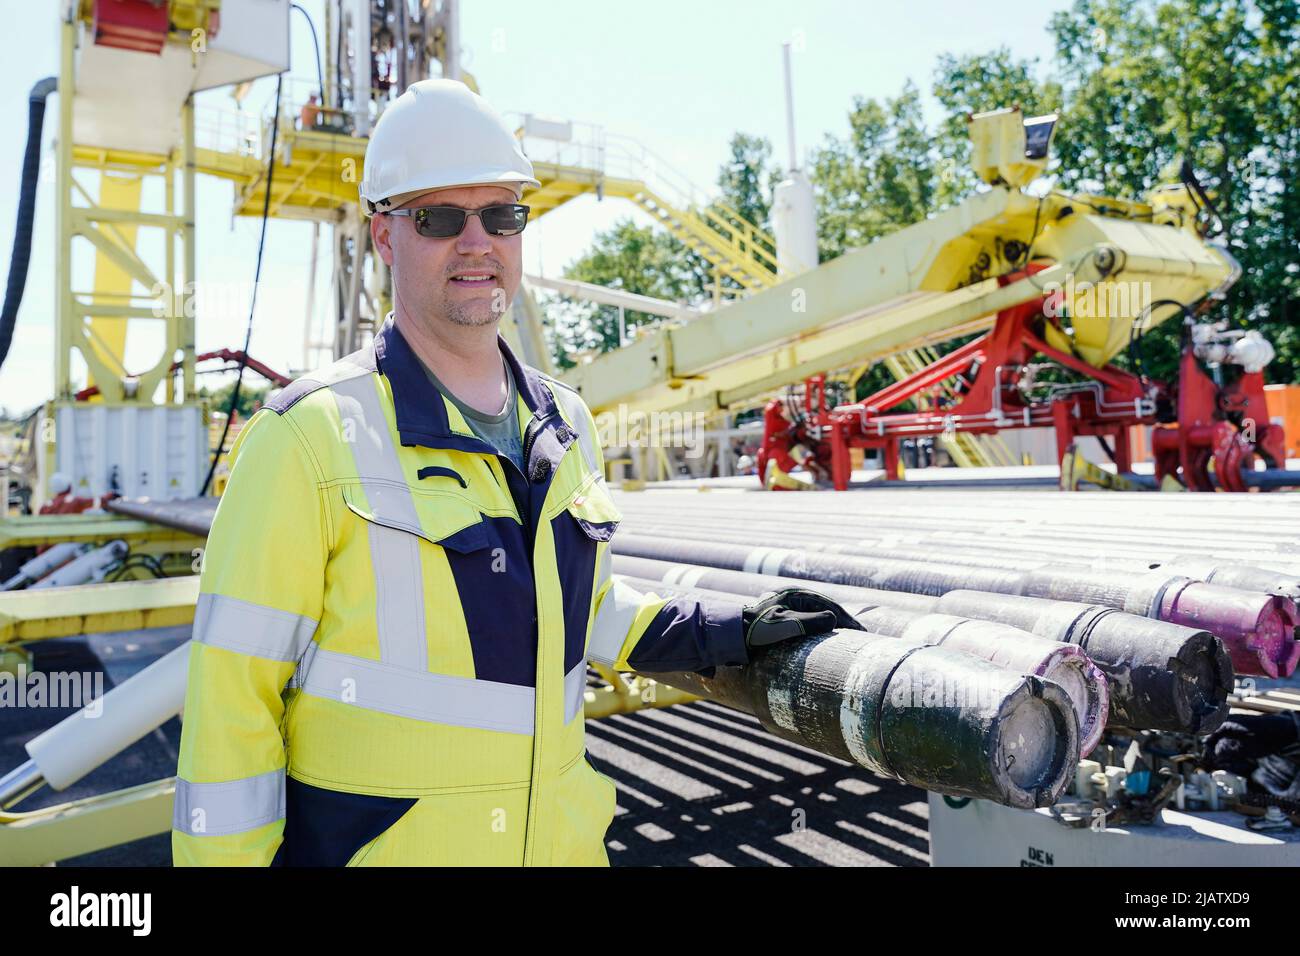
[91,0,221,55]
[759,265,1286,492]
[73,349,292,401]
[755,395,833,491]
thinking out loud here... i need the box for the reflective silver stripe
[549,380,599,477]
[287,639,320,690]
[330,374,428,671]
[299,647,535,735]
[587,575,648,666]
[173,769,286,837]
[193,593,318,662]
[367,523,427,670]
[564,660,587,724]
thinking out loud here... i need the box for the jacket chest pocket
[336,482,492,672]
[342,481,489,552]
[338,481,538,687]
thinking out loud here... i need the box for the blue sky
[0,0,1072,414]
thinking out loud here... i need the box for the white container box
[46,401,207,502]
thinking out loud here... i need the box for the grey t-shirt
[421,354,526,474]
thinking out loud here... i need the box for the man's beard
[445,299,499,327]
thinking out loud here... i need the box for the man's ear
[371,213,395,267]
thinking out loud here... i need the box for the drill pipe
[611,554,940,613]
[638,626,1080,809]
[1016,567,1298,679]
[932,590,1231,733]
[851,607,1107,755]
[612,554,1232,734]
[610,533,1297,678]
[622,574,1107,754]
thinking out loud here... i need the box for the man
[172,79,859,867]
[298,92,320,131]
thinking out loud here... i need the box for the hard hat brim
[364,174,540,216]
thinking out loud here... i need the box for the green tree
[545,219,711,369]
[201,379,271,420]
[715,132,782,232]
[810,81,938,261]
[1043,0,1300,384]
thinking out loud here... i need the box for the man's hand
[742,587,865,652]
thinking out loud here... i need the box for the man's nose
[455,212,494,255]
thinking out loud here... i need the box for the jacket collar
[373,313,567,460]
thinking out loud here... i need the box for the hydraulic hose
[0,76,57,372]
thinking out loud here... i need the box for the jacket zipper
[521,411,554,471]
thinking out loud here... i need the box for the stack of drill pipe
[611,492,1300,572]
[615,513,1300,601]
[620,573,1108,754]
[608,504,1300,595]
[609,528,1298,679]
[615,555,1227,735]
[616,584,1080,808]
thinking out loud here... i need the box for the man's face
[371,183,524,330]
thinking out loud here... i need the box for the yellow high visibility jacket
[171,315,747,866]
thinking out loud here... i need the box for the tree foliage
[200,379,271,420]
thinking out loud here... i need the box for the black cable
[1001,196,1055,294]
[108,554,167,581]
[122,554,166,576]
[1179,158,1226,237]
[1127,297,1199,386]
[335,0,345,113]
[199,74,284,496]
[0,77,57,373]
[291,3,326,100]
[1015,196,1045,274]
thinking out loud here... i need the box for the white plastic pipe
[24,642,191,791]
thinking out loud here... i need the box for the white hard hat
[360,79,541,214]
[50,472,72,495]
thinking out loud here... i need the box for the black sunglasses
[383,203,530,238]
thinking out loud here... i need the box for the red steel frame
[762,265,1285,492]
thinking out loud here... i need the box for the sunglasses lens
[405,204,529,238]
[412,207,466,238]
[481,204,529,236]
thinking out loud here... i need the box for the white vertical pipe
[782,42,798,171]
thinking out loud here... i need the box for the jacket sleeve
[172,408,328,866]
[575,407,747,677]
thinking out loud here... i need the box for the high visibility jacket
[172,316,747,866]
